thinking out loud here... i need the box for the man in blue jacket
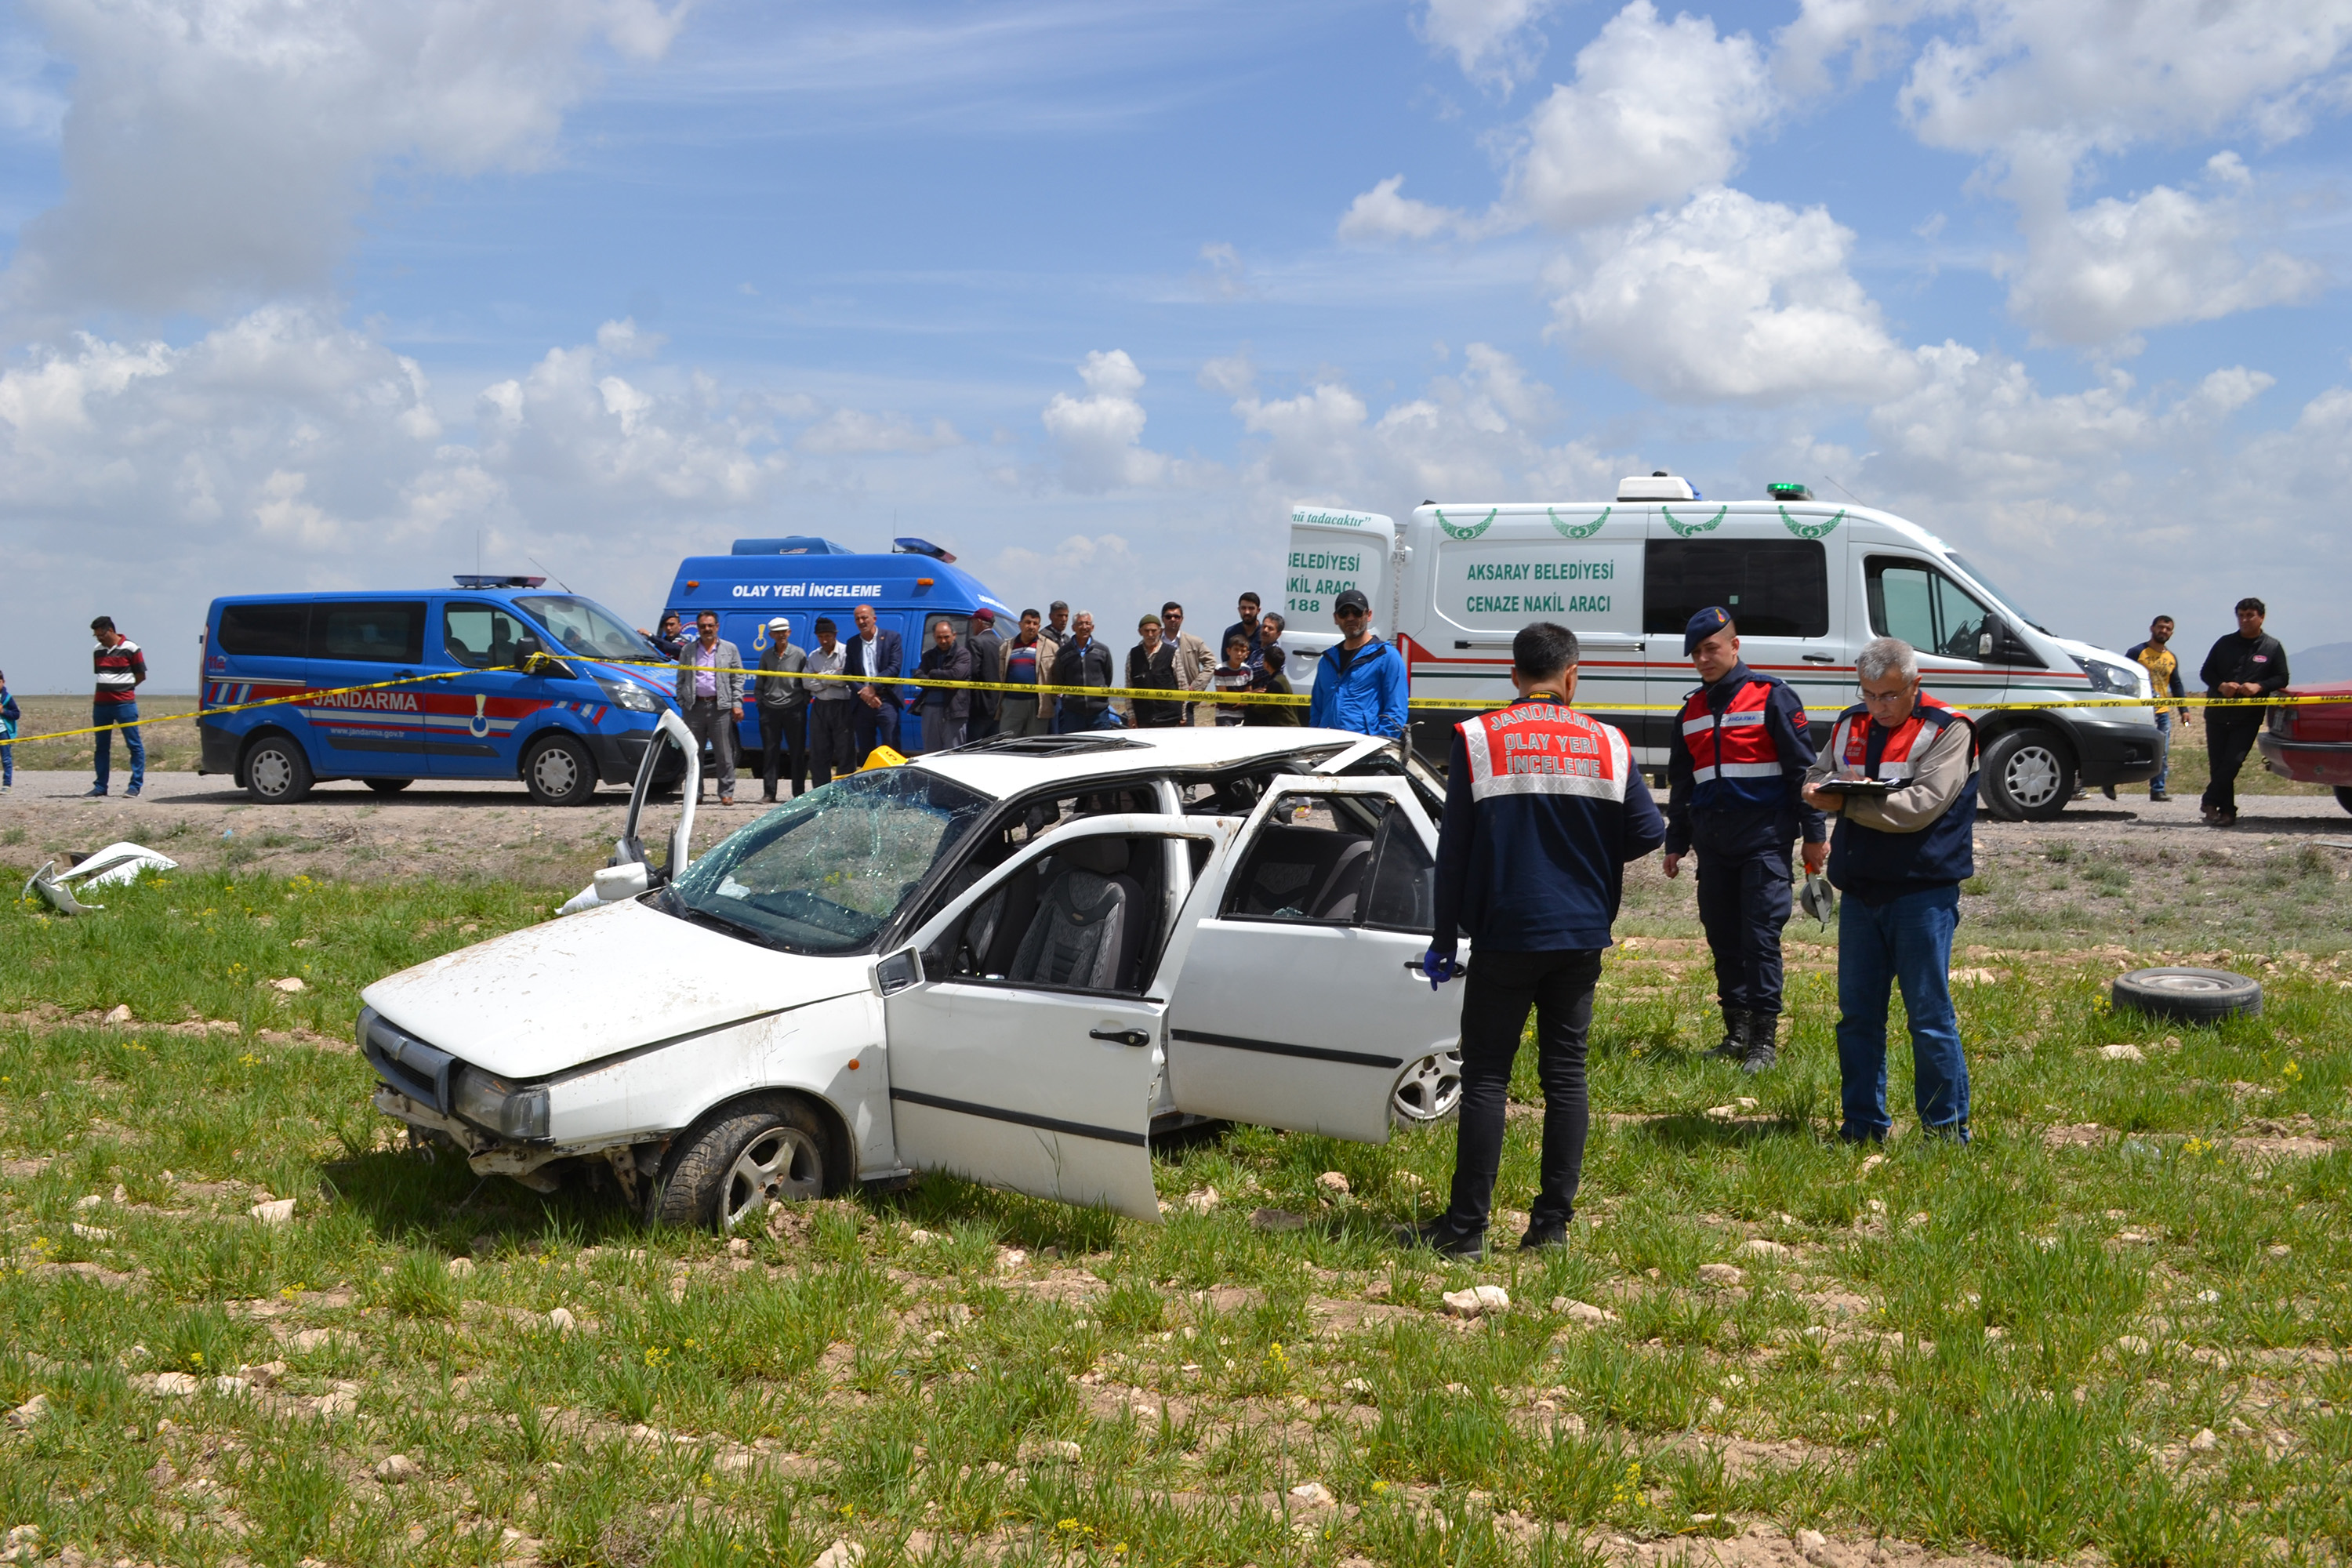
[1307,588,1407,738]
[1410,622,1665,1259]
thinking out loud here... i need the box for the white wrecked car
[361,712,1468,1229]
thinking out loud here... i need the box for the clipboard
[1816,776,1897,798]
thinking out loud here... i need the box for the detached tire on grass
[650,1094,834,1232]
[2111,967,2263,1025]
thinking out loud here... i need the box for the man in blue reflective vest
[1408,622,1664,1260]
[1662,607,1827,1075]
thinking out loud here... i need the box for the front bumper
[2049,710,2161,787]
[2258,733,2352,786]
[585,728,684,786]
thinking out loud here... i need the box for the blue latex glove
[1419,948,1464,990]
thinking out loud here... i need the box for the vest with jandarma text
[1679,676,1795,811]
[1460,701,1631,804]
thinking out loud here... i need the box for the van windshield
[1945,555,2047,635]
[670,768,993,953]
[515,595,656,661]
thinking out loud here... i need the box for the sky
[0,0,2349,692]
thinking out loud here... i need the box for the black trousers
[1696,846,1794,1015]
[1443,948,1603,1236]
[2201,713,2263,815]
[808,702,858,786]
[758,705,807,798]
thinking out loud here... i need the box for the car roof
[906,726,1369,795]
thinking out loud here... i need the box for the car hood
[360,898,869,1080]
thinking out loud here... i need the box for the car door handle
[1089,1027,1152,1048]
[1802,654,1835,664]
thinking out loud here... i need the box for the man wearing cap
[1662,608,1828,1074]
[1307,587,1408,739]
[1410,622,1664,1259]
[753,615,811,802]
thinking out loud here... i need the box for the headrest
[1061,837,1131,876]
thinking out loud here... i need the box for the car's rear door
[1165,777,1461,1141]
[880,815,1236,1220]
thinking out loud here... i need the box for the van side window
[217,603,310,658]
[312,602,426,664]
[1643,539,1828,637]
[443,604,532,669]
[1866,559,1996,662]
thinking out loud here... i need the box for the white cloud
[2000,173,2324,344]
[1896,0,2352,158]
[795,408,962,455]
[596,317,669,358]
[7,0,688,316]
[1197,350,1256,398]
[1228,343,1631,507]
[1040,350,1171,492]
[1417,0,1564,91]
[1548,186,1916,405]
[1338,176,1469,243]
[1507,1,1776,230]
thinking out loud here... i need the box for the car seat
[1007,837,1145,990]
[1227,822,1374,920]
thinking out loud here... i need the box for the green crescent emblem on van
[1661,506,1725,538]
[1780,506,1844,540]
[1547,506,1610,539]
[1436,507,1496,541]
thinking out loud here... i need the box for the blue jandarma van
[663,536,1012,759]
[198,579,677,805]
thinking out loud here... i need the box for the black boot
[1709,1007,1749,1061]
[1740,1012,1779,1076]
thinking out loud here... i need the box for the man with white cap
[754,615,811,801]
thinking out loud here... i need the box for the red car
[2258,681,2352,814]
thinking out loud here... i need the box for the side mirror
[874,949,923,997]
[593,862,650,903]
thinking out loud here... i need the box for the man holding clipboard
[1801,637,1980,1145]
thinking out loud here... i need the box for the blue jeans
[93,702,144,793]
[2150,710,2172,794]
[1835,883,1968,1140]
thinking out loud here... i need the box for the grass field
[2,870,2350,1567]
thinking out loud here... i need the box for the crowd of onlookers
[647,589,1411,807]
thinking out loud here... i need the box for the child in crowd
[1211,635,1252,725]
[1243,644,1301,727]
[0,669,17,792]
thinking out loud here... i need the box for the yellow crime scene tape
[1,652,2324,750]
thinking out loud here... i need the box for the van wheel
[522,735,597,806]
[2336,786,2352,816]
[365,778,413,795]
[1981,728,2075,821]
[243,735,314,804]
[650,1096,831,1233]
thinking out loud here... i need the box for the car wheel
[1392,1047,1462,1125]
[1981,728,2076,822]
[522,734,597,807]
[243,734,314,804]
[365,778,414,795]
[2111,967,2262,1025]
[651,1096,831,1232]
[2336,786,2352,816]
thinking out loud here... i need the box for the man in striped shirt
[89,615,147,797]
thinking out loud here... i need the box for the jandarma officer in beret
[1661,607,1828,1075]
[1407,622,1664,1260]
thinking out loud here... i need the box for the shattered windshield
[670,768,993,953]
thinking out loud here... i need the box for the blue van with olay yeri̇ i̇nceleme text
[198,579,680,805]
[662,536,1011,758]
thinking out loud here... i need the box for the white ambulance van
[1282,479,2161,821]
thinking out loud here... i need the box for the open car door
[879,814,1238,1221]
[1166,776,1464,1142]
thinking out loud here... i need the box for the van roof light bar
[892,536,957,563]
[1767,481,1814,502]
[452,574,546,589]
